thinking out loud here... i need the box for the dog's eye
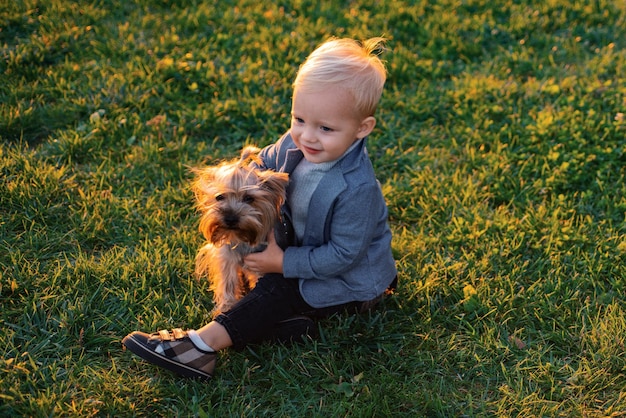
[215,194,225,201]
[242,194,254,204]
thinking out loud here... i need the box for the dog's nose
[224,214,239,228]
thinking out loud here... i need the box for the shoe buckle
[158,329,172,340]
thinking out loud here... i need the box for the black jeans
[214,274,388,349]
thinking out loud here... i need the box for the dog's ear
[258,170,289,200]
[191,166,218,204]
[239,146,262,166]
[191,166,217,184]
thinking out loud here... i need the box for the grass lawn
[1,0,625,416]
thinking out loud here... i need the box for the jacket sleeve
[282,182,383,279]
[257,132,291,171]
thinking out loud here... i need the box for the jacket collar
[283,133,367,175]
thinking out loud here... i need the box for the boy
[123,37,397,379]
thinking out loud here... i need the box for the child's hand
[243,232,284,275]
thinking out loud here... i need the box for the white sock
[188,330,216,352]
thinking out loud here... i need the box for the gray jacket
[259,132,397,308]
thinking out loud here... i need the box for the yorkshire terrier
[192,146,289,315]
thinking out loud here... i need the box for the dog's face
[193,147,289,247]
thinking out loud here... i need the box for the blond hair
[293,37,387,117]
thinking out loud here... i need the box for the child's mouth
[303,145,321,155]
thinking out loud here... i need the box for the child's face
[290,87,374,164]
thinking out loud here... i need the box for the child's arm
[283,182,386,279]
[245,181,387,279]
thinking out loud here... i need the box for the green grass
[1,0,625,416]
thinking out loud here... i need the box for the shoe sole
[122,333,212,380]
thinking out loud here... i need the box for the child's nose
[300,127,315,143]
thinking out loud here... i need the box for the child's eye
[293,117,304,124]
[320,126,333,132]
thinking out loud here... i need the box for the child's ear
[357,116,376,139]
